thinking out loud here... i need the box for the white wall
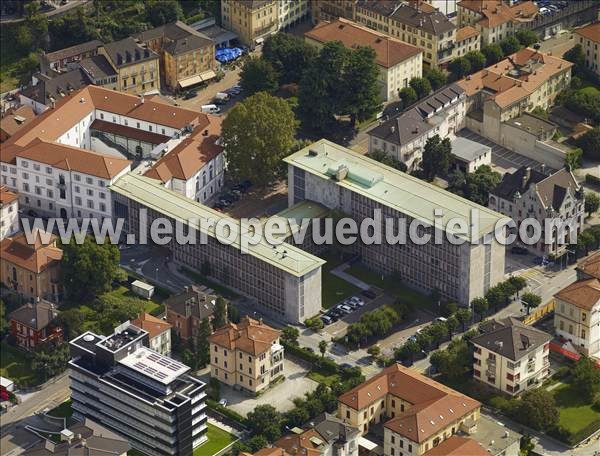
[95,109,181,138]
[0,199,19,240]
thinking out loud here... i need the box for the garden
[193,423,237,456]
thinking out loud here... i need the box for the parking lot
[457,129,555,174]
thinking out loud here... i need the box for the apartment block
[312,0,356,24]
[137,21,216,92]
[305,18,423,102]
[221,0,279,47]
[489,166,584,257]
[111,173,324,323]
[69,323,208,456]
[471,318,551,395]
[165,285,218,341]
[208,317,283,395]
[0,186,19,239]
[278,0,310,30]
[367,83,466,170]
[575,23,600,76]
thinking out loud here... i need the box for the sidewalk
[330,263,370,290]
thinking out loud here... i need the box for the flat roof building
[450,137,492,174]
[285,139,507,305]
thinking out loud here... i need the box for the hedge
[206,399,248,427]
[282,341,320,364]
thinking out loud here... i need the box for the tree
[208,377,221,401]
[146,0,183,26]
[227,303,241,324]
[515,29,539,47]
[367,345,381,359]
[367,149,407,172]
[500,36,521,56]
[222,92,297,186]
[421,135,452,180]
[577,128,600,161]
[585,192,600,217]
[399,86,418,108]
[409,77,432,99]
[572,356,600,402]
[577,230,596,256]
[471,297,489,320]
[53,308,85,339]
[61,236,120,303]
[239,57,279,95]
[456,308,472,331]
[514,389,559,431]
[0,300,7,335]
[465,51,486,72]
[247,405,283,442]
[520,435,535,456]
[212,297,228,330]
[181,348,197,370]
[318,340,328,358]
[396,340,420,362]
[341,45,381,126]
[507,276,527,296]
[446,315,459,335]
[564,44,586,69]
[485,285,506,310]
[566,91,600,125]
[520,292,541,314]
[448,57,471,80]
[482,44,504,66]
[24,1,48,50]
[451,165,502,205]
[281,326,300,346]
[13,53,39,86]
[565,147,582,170]
[263,33,317,85]
[31,342,70,382]
[232,435,269,456]
[416,331,433,353]
[424,68,448,91]
[196,317,212,368]
[15,25,34,54]
[429,322,448,348]
[430,339,471,379]
[530,106,548,119]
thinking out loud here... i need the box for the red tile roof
[208,317,280,356]
[131,313,172,339]
[554,278,600,312]
[424,436,488,456]
[0,186,18,205]
[0,229,63,274]
[575,23,600,44]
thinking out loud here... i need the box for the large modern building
[69,323,207,456]
[285,139,506,305]
[305,18,423,102]
[110,173,325,323]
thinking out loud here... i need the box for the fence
[523,300,555,326]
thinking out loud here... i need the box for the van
[214,92,230,103]
[201,104,220,114]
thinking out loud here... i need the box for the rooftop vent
[308,148,319,157]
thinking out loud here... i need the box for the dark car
[510,245,529,255]
[361,289,377,299]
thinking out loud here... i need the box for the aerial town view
[1,0,600,455]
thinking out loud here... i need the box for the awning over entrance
[178,75,203,89]
[358,437,383,455]
[198,69,217,82]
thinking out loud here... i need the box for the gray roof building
[137,21,213,56]
[102,37,159,68]
[21,69,91,107]
[391,4,456,35]
[8,299,58,331]
[451,137,491,163]
[164,285,218,320]
[79,55,117,82]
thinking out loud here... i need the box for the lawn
[0,342,42,386]
[552,383,600,440]
[103,286,161,315]
[320,251,361,309]
[308,371,340,387]
[193,423,237,456]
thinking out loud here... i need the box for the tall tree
[456,308,473,331]
[146,0,183,26]
[514,389,559,431]
[572,356,600,401]
[458,165,502,205]
[448,57,471,80]
[262,33,317,84]
[318,340,328,358]
[31,343,70,382]
[520,292,541,314]
[471,297,489,320]
[409,77,432,99]
[399,86,418,109]
[196,317,212,368]
[515,29,539,47]
[424,68,448,91]
[281,326,300,346]
[481,44,504,66]
[577,128,600,161]
[585,192,600,217]
[421,135,452,180]
[341,45,381,126]
[212,297,228,330]
[465,51,486,72]
[247,405,283,442]
[564,44,585,68]
[222,92,297,186]
[239,57,279,95]
[500,36,522,55]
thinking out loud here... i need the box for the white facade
[554,293,600,359]
[149,329,171,356]
[19,93,49,115]
[278,0,309,30]
[165,153,226,204]
[382,53,423,102]
[0,193,19,240]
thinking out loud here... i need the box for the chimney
[522,167,531,188]
[140,94,145,104]
[540,163,546,174]
[390,125,396,133]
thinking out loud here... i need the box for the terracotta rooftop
[578,251,600,280]
[208,317,280,356]
[458,0,537,28]
[0,229,63,274]
[575,23,600,44]
[305,18,422,69]
[423,435,488,456]
[456,26,480,42]
[0,105,36,140]
[554,278,600,311]
[0,186,18,205]
[274,429,322,456]
[240,449,287,456]
[131,313,172,339]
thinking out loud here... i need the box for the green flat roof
[284,139,506,242]
[111,173,325,277]
[265,201,331,239]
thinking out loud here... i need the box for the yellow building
[221,0,279,47]
[312,0,356,24]
[575,23,600,77]
[208,317,284,395]
[137,21,216,92]
[338,364,480,456]
[99,37,161,95]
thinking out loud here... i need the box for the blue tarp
[215,47,243,63]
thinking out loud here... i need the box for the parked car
[320,315,333,325]
[201,104,221,114]
[510,245,529,255]
[344,299,359,310]
[218,398,228,407]
[361,289,377,299]
[339,304,353,314]
[349,296,365,307]
[408,335,418,343]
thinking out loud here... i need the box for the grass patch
[553,383,600,437]
[103,286,161,315]
[308,371,340,386]
[320,251,362,309]
[47,400,72,419]
[193,423,237,456]
[0,342,42,386]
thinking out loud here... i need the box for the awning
[199,69,217,82]
[178,75,203,89]
[358,437,382,453]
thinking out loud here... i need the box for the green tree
[196,317,212,368]
[430,339,471,379]
[448,57,471,80]
[500,36,522,55]
[367,345,381,359]
[424,67,448,91]
[396,340,421,362]
[227,303,241,324]
[13,53,39,86]
[341,45,381,126]
[24,0,48,50]
[577,230,596,256]
[485,285,506,310]
[446,315,459,335]
[577,128,600,161]
[181,348,197,370]
[399,86,418,108]
[318,340,328,358]
[281,326,300,345]
[471,297,489,320]
[515,29,539,47]
[222,92,297,186]
[421,135,452,180]
[416,331,433,352]
[585,192,600,217]
[262,33,317,84]
[146,0,183,26]
[520,292,541,314]
[208,377,221,401]
[0,300,7,335]
[247,405,283,442]
[565,147,582,170]
[530,106,548,119]
[367,149,408,172]
[482,44,504,66]
[409,77,432,99]
[15,25,34,54]
[520,435,535,456]
[566,92,600,125]
[212,297,228,330]
[465,51,486,72]
[456,308,473,331]
[564,44,586,68]
[239,57,279,95]
[514,389,559,431]
[429,322,448,349]
[507,276,527,296]
[96,294,145,334]
[31,342,70,382]
[460,165,502,206]
[572,356,600,402]
[53,308,85,339]
[61,236,120,303]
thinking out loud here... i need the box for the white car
[339,304,353,314]
[350,296,365,307]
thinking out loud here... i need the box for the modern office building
[110,173,325,323]
[69,323,207,456]
[285,139,506,305]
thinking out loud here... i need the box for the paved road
[539,30,576,57]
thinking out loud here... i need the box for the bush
[593,396,600,412]
[207,399,248,426]
[554,365,572,381]
[489,396,514,414]
[282,341,320,364]
[305,317,324,332]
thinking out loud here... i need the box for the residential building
[337,364,481,454]
[575,23,600,76]
[471,317,552,395]
[457,48,572,143]
[8,299,62,351]
[285,139,506,306]
[305,18,423,101]
[450,137,491,173]
[99,37,161,95]
[111,173,324,323]
[457,0,538,45]
[454,25,481,58]
[130,313,172,355]
[137,21,216,92]
[273,413,361,456]
[24,419,130,456]
[144,115,225,204]
[488,166,584,257]
[0,230,63,303]
[165,285,218,341]
[1,106,35,143]
[221,0,279,47]
[278,0,310,30]
[311,0,356,24]
[423,436,488,456]
[368,83,467,170]
[577,251,600,280]
[0,186,19,240]
[40,40,103,74]
[208,317,284,395]
[78,55,119,89]
[69,323,208,456]
[554,276,600,359]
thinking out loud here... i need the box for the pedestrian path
[330,263,370,290]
